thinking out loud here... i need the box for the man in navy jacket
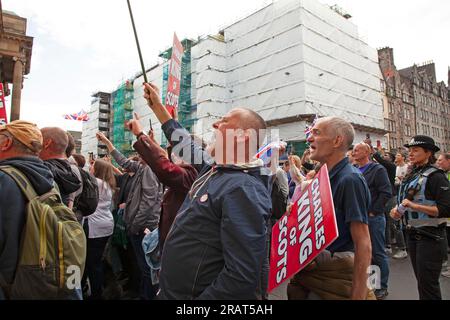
[353,142,392,299]
[128,83,272,300]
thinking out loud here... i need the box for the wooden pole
[126,0,148,83]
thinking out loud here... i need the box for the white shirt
[83,178,114,239]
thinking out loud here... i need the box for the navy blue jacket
[372,152,396,195]
[0,157,54,299]
[360,162,392,215]
[158,120,272,300]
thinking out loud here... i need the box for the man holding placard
[286,117,373,300]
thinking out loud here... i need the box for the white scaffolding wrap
[218,0,384,133]
[131,64,167,144]
[120,0,386,144]
[81,102,102,158]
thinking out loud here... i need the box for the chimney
[448,66,450,87]
[378,47,395,73]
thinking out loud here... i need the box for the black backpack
[271,177,287,220]
[74,168,99,217]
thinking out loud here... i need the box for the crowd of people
[0,82,449,300]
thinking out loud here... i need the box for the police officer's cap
[404,135,440,153]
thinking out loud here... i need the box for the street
[269,257,450,300]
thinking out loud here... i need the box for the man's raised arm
[141,83,213,172]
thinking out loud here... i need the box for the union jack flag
[305,114,319,141]
[63,110,89,122]
[255,141,287,165]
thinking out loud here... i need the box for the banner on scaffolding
[0,83,7,125]
[268,165,338,292]
[165,33,184,119]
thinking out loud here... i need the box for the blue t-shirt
[358,162,371,174]
[327,157,371,253]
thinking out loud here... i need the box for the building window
[406,125,412,137]
[385,119,396,133]
[388,87,395,97]
[390,138,396,150]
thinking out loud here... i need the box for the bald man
[353,142,392,299]
[136,83,271,300]
[40,127,81,207]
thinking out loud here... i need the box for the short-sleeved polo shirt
[327,157,371,253]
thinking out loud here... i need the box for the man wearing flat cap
[391,135,450,300]
[0,121,55,299]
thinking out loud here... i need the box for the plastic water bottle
[397,204,407,215]
[397,188,417,217]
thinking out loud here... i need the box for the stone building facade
[378,47,449,152]
[0,2,33,121]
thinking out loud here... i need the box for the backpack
[74,168,99,217]
[271,177,288,220]
[112,208,128,249]
[0,166,87,300]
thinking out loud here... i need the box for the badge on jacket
[200,194,208,203]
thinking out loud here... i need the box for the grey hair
[13,137,41,155]
[1,131,41,155]
[321,116,355,151]
[441,152,450,160]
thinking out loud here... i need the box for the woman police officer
[391,135,450,300]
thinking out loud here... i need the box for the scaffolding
[111,80,134,157]
[179,46,196,132]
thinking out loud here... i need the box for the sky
[2,0,449,132]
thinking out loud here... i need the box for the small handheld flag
[255,141,287,166]
[305,114,319,141]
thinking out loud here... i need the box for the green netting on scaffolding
[111,80,134,157]
[288,141,308,157]
[161,64,169,147]
[179,48,193,132]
